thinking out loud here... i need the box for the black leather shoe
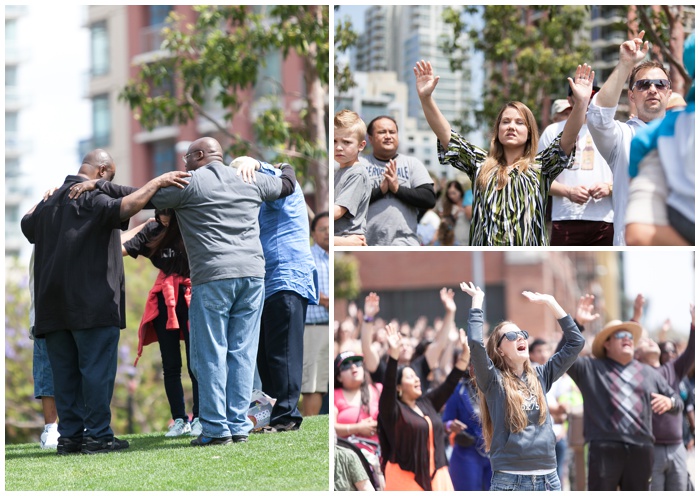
[190,434,233,446]
[81,436,129,454]
[56,436,83,455]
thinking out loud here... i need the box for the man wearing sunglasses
[559,310,683,490]
[586,30,672,246]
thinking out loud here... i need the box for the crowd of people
[333,288,695,491]
[22,137,330,453]
[334,31,695,247]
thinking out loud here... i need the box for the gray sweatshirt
[467,308,584,473]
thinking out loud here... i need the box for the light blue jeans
[189,277,265,438]
[490,471,561,491]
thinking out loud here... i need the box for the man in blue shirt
[233,157,318,432]
[302,212,330,416]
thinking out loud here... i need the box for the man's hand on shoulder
[69,179,101,200]
[230,156,261,184]
[157,170,191,189]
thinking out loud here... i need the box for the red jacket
[135,271,191,365]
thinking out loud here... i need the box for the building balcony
[141,23,168,54]
[5,133,31,158]
[4,86,27,111]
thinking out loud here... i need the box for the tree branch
[636,7,691,88]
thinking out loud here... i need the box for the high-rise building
[5,5,31,261]
[355,6,470,132]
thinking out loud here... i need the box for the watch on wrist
[363,315,374,323]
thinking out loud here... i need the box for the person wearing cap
[334,351,382,453]
[559,296,683,491]
[550,99,572,123]
[540,83,615,246]
[460,282,584,491]
[586,30,673,246]
[625,32,695,246]
[634,304,695,490]
[377,321,471,491]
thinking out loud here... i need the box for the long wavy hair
[478,321,547,452]
[146,208,189,277]
[475,102,539,192]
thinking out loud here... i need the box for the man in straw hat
[557,294,682,490]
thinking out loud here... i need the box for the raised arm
[425,328,469,412]
[378,323,402,425]
[559,64,595,156]
[631,293,645,322]
[596,31,648,108]
[423,288,456,369]
[361,293,382,373]
[521,291,567,319]
[414,60,452,148]
[459,281,497,393]
[673,304,695,379]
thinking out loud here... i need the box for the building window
[92,94,111,147]
[148,5,173,26]
[151,140,176,177]
[90,21,109,77]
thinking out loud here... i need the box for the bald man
[21,149,189,455]
[150,137,298,446]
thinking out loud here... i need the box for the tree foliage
[334,7,359,95]
[119,5,329,211]
[334,254,361,301]
[442,6,592,134]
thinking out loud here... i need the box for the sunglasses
[339,360,363,372]
[608,331,634,341]
[497,330,529,348]
[632,79,671,91]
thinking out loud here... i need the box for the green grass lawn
[5,415,330,491]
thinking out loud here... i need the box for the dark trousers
[550,220,614,246]
[257,290,307,426]
[45,326,120,440]
[588,440,654,491]
[153,289,198,421]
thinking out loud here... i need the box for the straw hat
[592,320,643,359]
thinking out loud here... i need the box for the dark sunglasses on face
[497,330,529,348]
[632,79,671,91]
[609,331,634,341]
[339,360,363,372]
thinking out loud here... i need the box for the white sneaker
[40,423,59,449]
[190,417,202,437]
[165,418,191,437]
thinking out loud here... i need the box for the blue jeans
[490,471,561,491]
[189,277,264,438]
[33,336,54,398]
[44,326,120,440]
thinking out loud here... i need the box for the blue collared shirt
[258,162,318,303]
[305,242,329,324]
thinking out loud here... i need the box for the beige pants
[301,324,329,394]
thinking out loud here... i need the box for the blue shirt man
[255,162,318,431]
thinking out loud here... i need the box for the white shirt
[586,94,647,246]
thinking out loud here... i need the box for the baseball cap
[334,351,364,372]
[551,99,571,116]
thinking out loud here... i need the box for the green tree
[120,5,329,212]
[632,5,693,96]
[334,254,361,301]
[333,6,359,95]
[442,6,592,134]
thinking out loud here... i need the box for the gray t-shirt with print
[362,153,433,246]
[334,164,370,236]
[152,161,282,286]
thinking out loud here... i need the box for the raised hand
[567,63,595,105]
[619,30,649,67]
[460,281,484,309]
[440,287,457,313]
[364,292,380,319]
[576,294,600,325]
[414,60,440,99]
[633,293,645,321]
[457,328,470,361]
[385,322,402,360]
[522,291,554,305]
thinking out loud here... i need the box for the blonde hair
[334,109,367,143]
[478,321,547,452]
[475,102,540,192]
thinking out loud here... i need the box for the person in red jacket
[122,209,199,438]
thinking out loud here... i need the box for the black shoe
[81,436,129,454]
[56,436,83,456]
[255,421,300,434]
[190,434,233,446]
[231,435,248,443]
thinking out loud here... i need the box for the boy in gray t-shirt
[333,110,370,239]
